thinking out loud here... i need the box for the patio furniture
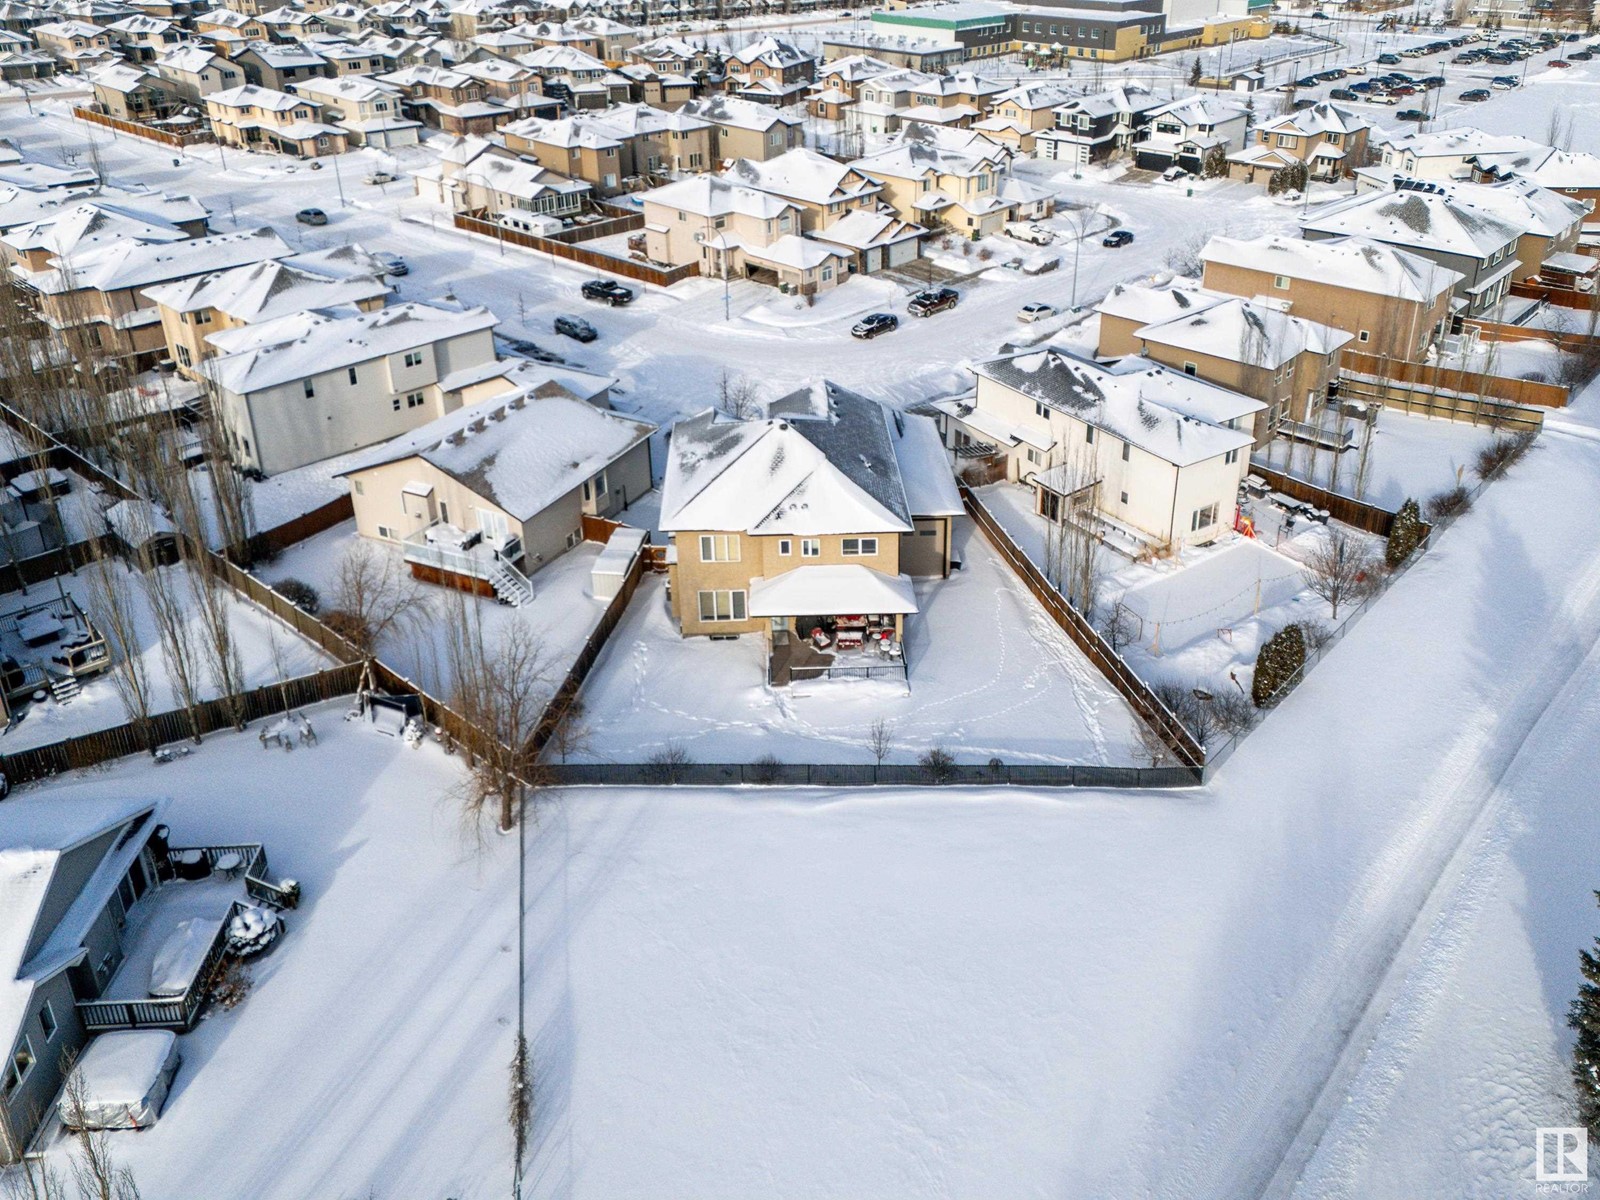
[170,849,210,881]
[810,626,832,651]
[214,851,244,880]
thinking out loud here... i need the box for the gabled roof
[678,93,800,132]
[1256,101,1369,138]
[641,173,793,220]
[30,226,292,295]
[972,348,1254,467]
[201,299,496,394]
[207,82,311,111]
[337,387,655,522]
[726,147,878,206]
[1201,232,1463,301]
[2,201,187,258]
[1300,190,1523,258]
[142,254,389,322]
[729,33,808,68]
[1125,287,1353,367]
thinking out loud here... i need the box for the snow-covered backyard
[574,519,1145,765]
[0,560,331,751]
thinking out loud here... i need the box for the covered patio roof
[749,565,918,617]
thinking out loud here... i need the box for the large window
[1191,503,1218,531]
[801,538,820,557]
[697,589,746,622]
[699,534,740,562]
[841,537,877,556]
[4,1035,34,1100]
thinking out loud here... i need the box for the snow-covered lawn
[0,560,331,752]
[1257,406,1500,510]
[573,519,1145,765]
[259,521,608,701]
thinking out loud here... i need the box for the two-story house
[1200,233,1462,362]
[933,348,1257,553]
[725,146,882,231]
[976,80,1075,155]
[205,83,348,155]
[852,134,1049,239]
[1096,283,1353,442]
[1132,93,1249,174]
[502,103,714,192]
[660,382,960,688]
[514,44,626,110]
[87,62,184,121]
[1034,83,1161,165]
[30,19,115,70]
[1299,187,1524,316]
[377,63,510,133]
[1229,103,1371,185]
[286,73,420,146]
[104,13,180,60]
[727,33,813,105]
[641,174,847,294]
[200,299,501,475]
[232,40,328,89]
[144,247,391,375]
[678,94,803,163]
[151,42,242,98]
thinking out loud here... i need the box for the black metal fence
[546,761,1202,788]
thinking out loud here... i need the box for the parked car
[581,278,635,306]
[295,208,327,226]
[851,312,899,339]
[1350,80,1374,91]
[1570,49,1593,60]
[502,337,564,363]
[1459,87,1491,101]
[1490,75,1519,89]
[1005,222,1054,244]
[1377,52,1402,64]
[1551,58,1572,67]
[1397,108,1427,121]
[372,251,408,276]
[1346,63,1366,74]
[1292,97,1318,110]
[1160,164,1189,181]
[1102,229,1135,248]
[1329,88,1358,100]
[1017,302,1058,323]
[907,287,959,317]
[364,171,397,185]
[554,314,597,342]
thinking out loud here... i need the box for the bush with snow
[1252,624,1307,708]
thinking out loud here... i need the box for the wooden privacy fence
[1339,349,1568,409]
[453,212,700,287]
[1335,374,1545,434]
[1508,280,1600,312]
[73,106,214,148]
[250,493,353,560]
[1463,316,1599,349]
[1247,463,1414,537]
[0,662,364,785]
[959,482,1205,770]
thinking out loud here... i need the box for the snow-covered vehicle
[1005,223,1054,245]
[58,1032,182,1132]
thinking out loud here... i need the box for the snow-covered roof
[851,135,1005,183]
[1051,83,1154,120]
[105,496,176,543]
[641,173,794,220]
[207,83,313,112]
[1301,190,1523,259]
[1256,101,1369,138]
[808,207,924,250]
[0,796,163,1054]
[992,79,1075,111]
[2,201,188,258]
[337,388,655,522]
[729,33,808,69]
[748,563,917,617]
[1202,232,1463,301]
[1431,176,1588,239]
[1384,126,1533,164]
[818,53,896,83]
[972,348,1254,467]
[31,226,292,296]
[725,147,878,206]
[1139,294,1351,366]
[514,43,607,73]
[143,255,389,322]
[746,233,848,271]
[289,74,404,104]
[202,300,496,394]
[678,93,800,132]
[452,150,589,201]
[0,160,99,191]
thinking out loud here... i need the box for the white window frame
[800,538,820,557]
[841,537,877,556]
[5,1034,35,1100]
[38,1000,56,1042]
[1191,502,1218,531]
[698,533,740,562]
[697,588,747,623]
[778,538,792,555]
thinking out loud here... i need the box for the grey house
[1,798,163,1163]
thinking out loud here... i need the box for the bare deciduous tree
[867,717,894,767]
[328,541,430,657]
[544,696,591,764]
[60,1057,143,1200]
[716,370,762,421]
[1300,529,1377,619]
[82,554,154,746]
[1039,441,1104,617]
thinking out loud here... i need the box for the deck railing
[76,899,247,1033]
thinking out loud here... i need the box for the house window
[1026,447,1044,466]
[1121,441,1130,462]
[1358,330,1370,343]
[801,538,820,557]
[376,525,396,540]
[1034,400,1050,419]
[176,345,192,367]
[193,308,212,325]
[1183,362,1197,376]
[348,367,359,385]
[698,534,740,562]
[778,538,791,555]
[1191,503,1218,531]
[841,537,877,556]
[353,479,364,495]
[1084,426,1095,444]
[1119,490,1128,504]
[583,471,607,500]
[4,1035,34,1100]
[403,350,423,367]
[1273,274,1290,290]
[1225,448,1239,464]
[38,1001,56,1042]
[697,589,746,622]
[304,379,316,398]
[406,392,424,408]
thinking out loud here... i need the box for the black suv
[581,279,635,306]
[554,315,598,342]
[907,287,959,317]
[851,312,899,339]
